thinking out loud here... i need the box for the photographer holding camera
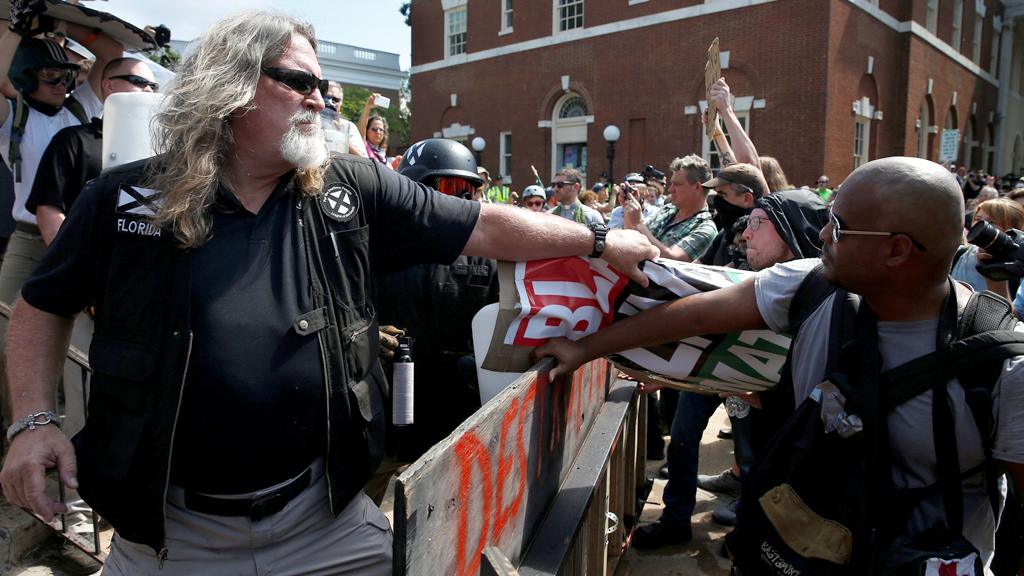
[608,172,656,229]
[952,198,1024,300]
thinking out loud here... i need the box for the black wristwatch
[588,223,608,259]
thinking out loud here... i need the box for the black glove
[378,325,405,362]
[9,0,52,37]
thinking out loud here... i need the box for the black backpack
[727,266,1024,575]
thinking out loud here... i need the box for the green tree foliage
[147,46,181,72]
[400,2,411,26]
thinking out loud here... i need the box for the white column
[995,12,1020,174]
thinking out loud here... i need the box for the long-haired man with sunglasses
[0,12,656,574]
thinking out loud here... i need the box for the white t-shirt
[0,82,103,225]
[754,258,1024,570]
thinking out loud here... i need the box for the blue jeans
[661,391,721,527]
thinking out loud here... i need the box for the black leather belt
[183,467,312,521]
[15,222,40,236]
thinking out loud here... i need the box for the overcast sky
[94,0,413,69]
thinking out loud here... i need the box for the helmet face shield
[433,176,477,199]
[37,67,77,89]
[10,38,80,95]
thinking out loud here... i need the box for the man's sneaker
[631,520,692,550]
[711,498,740,526]
[697,469,741,497]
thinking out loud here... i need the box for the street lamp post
[603,125,620,185]
[471,136,486,167]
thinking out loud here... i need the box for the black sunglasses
[552,181,577,188]
[109,74,159,90]
[262,67,328,97]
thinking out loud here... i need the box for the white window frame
[700,104,751,171]
[445,7,467,58]
[971,15,983,64]
[951,0,963,51]
[500,0,514,35]
[553,0,584,35]
[499,131,512,182]
[916,102,931,159]
[853,117,870,169]
[926,0,939,35]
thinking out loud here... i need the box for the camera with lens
[966,220,1024,281]
[643,164,665,182]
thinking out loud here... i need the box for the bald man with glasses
[539,157,1024,570]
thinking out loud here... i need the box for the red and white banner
[485,257,794,394]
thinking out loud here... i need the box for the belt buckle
[249,491,284,521]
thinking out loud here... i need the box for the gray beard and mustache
[280,110,328,168]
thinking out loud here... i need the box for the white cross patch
[320,184,359,222]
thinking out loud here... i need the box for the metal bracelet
[6,411,60,442]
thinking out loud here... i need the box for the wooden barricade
[393,357,644,576]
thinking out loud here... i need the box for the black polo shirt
[27,118,103,215]
[169,178,325,494]
[21,156,483,496]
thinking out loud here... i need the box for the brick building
[408,0,1018,190]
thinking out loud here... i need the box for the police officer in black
[379,139,499,461]
[0,11,658,575]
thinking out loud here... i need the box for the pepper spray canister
[392,337,414,426]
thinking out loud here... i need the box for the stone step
[0,500,52,571]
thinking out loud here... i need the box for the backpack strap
[8,94,89,184]
[753,263,842,455]
[883,287,1024,525]
[63,95,90,126]
[951,244,969,270]
[788,262,836,330]
[8,94,28,183]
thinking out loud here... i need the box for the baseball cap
[592,183,605,192]
[701,163,766,197]
[624,172,645,184]
[477,166,490,180]
[522,185,546,200]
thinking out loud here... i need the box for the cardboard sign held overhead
[0,0,157,50]
[705,37,721,138]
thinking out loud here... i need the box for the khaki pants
[104,467,393,576]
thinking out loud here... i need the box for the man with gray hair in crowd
[623,154,718,262]
[0,11,656,574]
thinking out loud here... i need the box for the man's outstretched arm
[535,276,767,379]
[463,202,659,287]
[0,299,77,519]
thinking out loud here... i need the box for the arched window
[551,92,591,179]
[558,96,588,119]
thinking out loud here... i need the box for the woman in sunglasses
[358,92,390,165]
